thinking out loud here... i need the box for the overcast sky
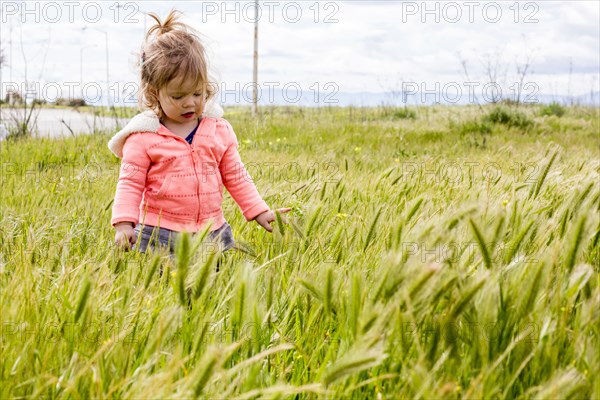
[0,1,598,105]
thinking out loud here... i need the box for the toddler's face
[157,76,204,128]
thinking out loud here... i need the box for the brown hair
[139,10,216,118]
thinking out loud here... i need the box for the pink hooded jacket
[107,106,269,232]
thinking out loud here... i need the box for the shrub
[379,106,417,120]
[499,98,520,106]
[483,106,534,130]
[540,101,566,117]
[457,119,492,136]
[68,98,87,107]
[52,98,87,107]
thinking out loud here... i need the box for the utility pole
[252,0,258,116]
[9,18,13,88]
[6,18,13,106]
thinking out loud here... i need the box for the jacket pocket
[155,175,172,198]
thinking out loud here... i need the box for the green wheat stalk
[470,219,492,269]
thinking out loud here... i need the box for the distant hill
[214,89,600,107]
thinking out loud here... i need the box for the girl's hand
[114,222,136,249]
[254,208,292,232]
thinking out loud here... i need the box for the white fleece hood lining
[107,100,224,158]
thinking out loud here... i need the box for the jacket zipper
[162,119,204,229]
[189,128,202,229]
[190,145,202,228]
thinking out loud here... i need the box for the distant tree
[457,43,535,109]
[6,90,23,105]
[68,98,87,107]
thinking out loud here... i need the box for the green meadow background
[1,104,599,398]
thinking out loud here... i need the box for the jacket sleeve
[111,134,151,226]
[219,122,270,221]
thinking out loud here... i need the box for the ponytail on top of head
[146,10,187,39]
[139,9,216,119]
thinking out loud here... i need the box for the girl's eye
[193,93,202,97]
[172,96,183,100]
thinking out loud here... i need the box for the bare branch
[514,36,536,108]
[456,51,483,111]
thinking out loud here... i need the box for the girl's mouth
[182,112,195,118]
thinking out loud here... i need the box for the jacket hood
[107,99,224,158]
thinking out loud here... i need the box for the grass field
[1,104,599,398]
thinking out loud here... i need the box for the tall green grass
[1,104,598,398]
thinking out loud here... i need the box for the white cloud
[0,0,598,102]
